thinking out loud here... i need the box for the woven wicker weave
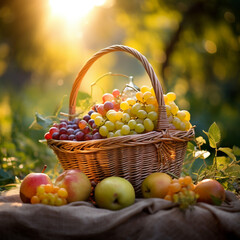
[47,45,195,196]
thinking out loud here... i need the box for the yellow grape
[91,112,101,120]
[150,87,156,97]
[145,104,156,113]
[142,91,152,102]
[115,111,123,121]
[140,85,151,93]
[182,110,191,121]
[120,101,130,111]
[136,91,143,102]
[115,120,124,130]
[146,96,157,105]
[166,92,176,102]
[176,111,186,121]
[58,188,68,198]
[169,102,179,115]
[44,184,53,193]
[31,195,40,204]
[126,98,136,106]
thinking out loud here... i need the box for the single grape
[52,132,59,140]
[37,185,45,195]
[94,116,105,126]
[88,110,95,116]
[163,94,168,104]
[59,122,67,129]
[137,109,147,119]
[84,134,93,140]
[104,101,114,111]
[31,195,40,204]
[92,132,102,140]
[145,104,156,113]
[105,121,115,131]
[165,105,171,117]
[102,93,114,103]
[106,111,117,122]
[140,85,151,93]
[99,126,109,137]
[115,111,123,121]
[128,119,137,130]
[114,130,122,136]
[146,96,157,105]
[126,98,136,106]
[75,131,84,141]
[136,91,143,102]
[169,102,179,115]
[107,132,115,138]
[142,91,152,102]
[166,92,176,102]
[67,128,74,135]
[44,132,52,140]
[83,115,91,122]
[135,123,145,133]
[147,111,158,121]
[136,119,143,124]
[122,113,130,123]
[120,101,130,111]
[78,120,88,130]
[143,118,154,132]
[150,87,156,97]
[182,110,191,121]
[58,188,68,198]
[115,120,124,130]
[82,126,91,134]
[112,89,120,98]
[59,134,68,140]
[121,125,130,135]
[41,198,49,205]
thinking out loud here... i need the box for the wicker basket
[47,45,195,196]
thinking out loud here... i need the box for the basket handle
[69,45,169,130]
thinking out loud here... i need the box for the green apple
[141,172,172,198]
[94,176,135,210]
[55,169,92,203]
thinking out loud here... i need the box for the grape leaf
[219,147,236,161]
[203,122,221,148]
[216,156,230,170]
[233,145,240,156]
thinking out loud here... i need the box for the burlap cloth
[0,187,239,240]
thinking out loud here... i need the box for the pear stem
[41,165,47,173]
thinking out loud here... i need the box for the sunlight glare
[49,0,107,24]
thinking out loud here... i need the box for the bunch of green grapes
[164,92,192,131]
[30,184,68,206]
[91,85,192,138]
[91,85,159,138]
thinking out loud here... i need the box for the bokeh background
[0,0,239,180]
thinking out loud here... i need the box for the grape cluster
[44,111,102,141]
[92,85,159,138]
[44,84,192,141]
[164,176,199,209]
[164,92,191,131]
[31,184,68,206]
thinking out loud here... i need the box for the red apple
[141,172,172,198]
[55,169,91,203]
[20,166,52,203]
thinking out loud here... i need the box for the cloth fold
[0,187,239,240]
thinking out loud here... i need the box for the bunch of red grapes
[44,89,121,142]
[44,110,102,141]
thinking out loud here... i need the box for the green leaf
[35,112,53,129]
[232,145,240,156]
[216,156,230,170]
[225,165,240,178]
[209,122,221,143]
[203,122,221,148]
[219,147,236,161]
